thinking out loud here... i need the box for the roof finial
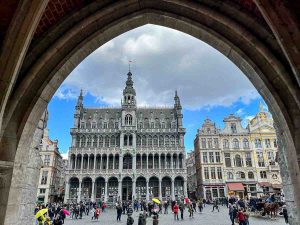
[129,60,132,72]
[80,89,83,97]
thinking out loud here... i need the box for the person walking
[173,203,179,220]
[212,199,219,212]
[138,213,146,225]
[283,205,288,224]
[117,204,123,221]
[153,215,159,225]
[198,200,203,213]
[237,208,246,225]
[163,201,168,214]
[228,204,237,225]
[179,202,185,220]
[127,214,134,225]
[188,203,194,218]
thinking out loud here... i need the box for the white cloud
[61,153,68,160]
[56,24,260,109]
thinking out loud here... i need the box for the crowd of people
[34,194,288,225]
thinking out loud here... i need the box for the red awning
[259,182,272,187]
[227,183,244,191]
[272,184,283,189]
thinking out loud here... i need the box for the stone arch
[69,177,79,201]
[70,154,76,169]
[123,153,132,169]
[1,1,300,224]
[162,176,172,199]
[149,176,159,198]
[136,176,147,200]
[95,177,105,200]
[122,176,133,201]
[81,177,92,200]
[174,176,184,197]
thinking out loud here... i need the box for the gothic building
[65,71,187,204]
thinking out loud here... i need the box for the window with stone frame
[76,136,80,147]
[153,135,158,147]
[256,152,265,167]
[103,122,108,129]
[233,138,239,149]
[214,138,219,148]
[161,122,165,129]
[105,136,109,147]
[225,153,231,167]
[115,122,118,129]
[255,139,262,148]
[41,171,48,185]
[148,136,152,147]
[274,139,278,148]
[165,136,170,147]
[243,138,249,149]
[215,152,221,163]
[137,136,141,146]
[92,135,97,147]
[142,136,146,147]
[245,152,252,167]
[151,122,154,128]
[99,136,103,147]
[139,122,143,128]
[87,136,91,147]
[208,138,212,148]
[110,136,116,147]
[260,171,267,179]
[80,122,86,129]
[202,152,208,163]
[231,123,237,133]
[44,155,50,166]
[217,167,222,179]
[40,188,46,194]
[125,114,133,125]
[204,167,209,179]
[223,139,229,149]
[227,172,233,179]
[171,136,175,146]
[201,138,206,149]
[211,167,216,179]
[209,152,214,163]
[265,139,271,148]
[234,154,242,167]
[248,171,254,179]
[159,135,164,147]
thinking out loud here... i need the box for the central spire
[122,70,136,107]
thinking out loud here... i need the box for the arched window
[223,139,229,149]
[227,172,233,179]
[99,136,103,147]
[233,138,239,149]
[93,135,97,147]
[137,135,141,146]
[129,135,133,146]
[260,171,267,179]
[148,136,152,147]
[255,139,262,148]
[236,171,245,179]
[235,154,242,167]
[76,136,80,147]
[248,171,254,179]
[110,135,115,147]
[87,136,91,147]
[153,135,158,147]
[105,136,109,147]
[159,136,164,147]
[125,114,133,125]
[243,138,249,149]
[124,135,128,146]
[171,136,175,146]
[123,154,132,169]
[165,136,170,147]
[81,136,86,147]
[142,136,146,147]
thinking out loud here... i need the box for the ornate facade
[194,104,282,201]
[65,71,187,204]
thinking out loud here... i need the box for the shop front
[226,182,245,199]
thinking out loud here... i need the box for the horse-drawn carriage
[248,196,282,218]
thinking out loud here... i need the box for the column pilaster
[159,180,162,200]
[171,179,175,200]
[146,180,149,201]
[104,181,108,202]
[91,181,95,202]
[78,181,82,203]
[64,181,70,203]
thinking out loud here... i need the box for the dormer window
[125,114,133,125]
[231,123,237,133]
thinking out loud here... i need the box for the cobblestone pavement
[64,205,286,225]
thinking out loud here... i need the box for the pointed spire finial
[80,89,83,97]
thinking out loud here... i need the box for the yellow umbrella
[35,208,48,219]
[152,198,160,204]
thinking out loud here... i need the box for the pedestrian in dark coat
[283,205,288,224]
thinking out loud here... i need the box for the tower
[122,71,136,108]
[174,90,183,128]
[74,89,83,128]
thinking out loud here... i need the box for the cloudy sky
[47,24,266,156]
